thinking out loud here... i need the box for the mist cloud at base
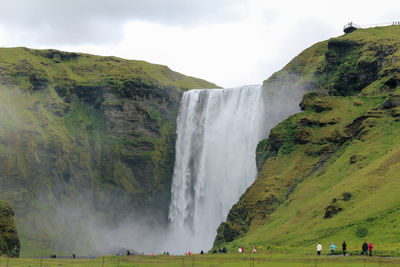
[47,199,209,255]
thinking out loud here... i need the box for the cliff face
[0,47,218,255]
[215,26,400,254]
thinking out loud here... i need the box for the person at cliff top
[252,246,257,253]
[317,242,322,256]
[368,242,374,256]
[342,241,347,256]
[330,242,337,255]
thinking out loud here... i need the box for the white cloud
[0,26,6,47]
[0,0,245,45]
[0,0,399,87]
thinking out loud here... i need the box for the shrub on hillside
[0,201,20,257]
[355,226,368,238]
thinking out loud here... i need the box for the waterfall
[167,83,306,253]
[168,85,266,252]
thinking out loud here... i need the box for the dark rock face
[294,127,312,144]
[324,203,343,219]
[0,201,20,257]
[255,128,288,171]
[392,108,400,117]
[350,154,366,164]
[29,71,49,90]
[324,193,351,219]
[35,49,80,62]
[321,39,398,96]
[300,92,333,112]
[268,129,287,152]
[382,95,400,109]
[384,72,400,89]
[72,85,104,106]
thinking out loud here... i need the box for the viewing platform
[344,21,400,34]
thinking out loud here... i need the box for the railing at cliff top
[344,21,400,31]
[343,22,360,30]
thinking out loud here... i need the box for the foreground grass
[1,254,400,267]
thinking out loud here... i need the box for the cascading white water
[167,83,306,253]
[168,85,266,252]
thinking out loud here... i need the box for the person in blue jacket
[330,242,337,255]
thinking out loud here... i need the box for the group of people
[238,246,257,253]
[317,241,374,256]
[49,253,76,259]
[362,241,374,256]
[212,247,228,253]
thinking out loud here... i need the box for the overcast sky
[0,0,399,87]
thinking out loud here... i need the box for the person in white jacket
[317,242,322,256]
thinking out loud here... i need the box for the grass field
[1,254,400,267]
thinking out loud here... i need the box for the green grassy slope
[0,47,218,256]
[214,25,400,255]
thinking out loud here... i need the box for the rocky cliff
[0,47,218,255]
[214,25,400,255]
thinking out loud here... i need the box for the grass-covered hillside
[0,47,218,256]
[214,25,400,255]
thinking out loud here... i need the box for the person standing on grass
[342,241,347,256]
[368,242,374,256]
[362,241,368,255]
[330,242,337,255]
[317,242,322,256]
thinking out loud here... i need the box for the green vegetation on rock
[215,25,400,255]
[0,47,218,256]
[0,201,20,257]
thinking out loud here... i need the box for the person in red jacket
[368,242,374,256]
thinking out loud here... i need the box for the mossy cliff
[0,201,20,257]
[0,47,218,255]
[215,25,400,255]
